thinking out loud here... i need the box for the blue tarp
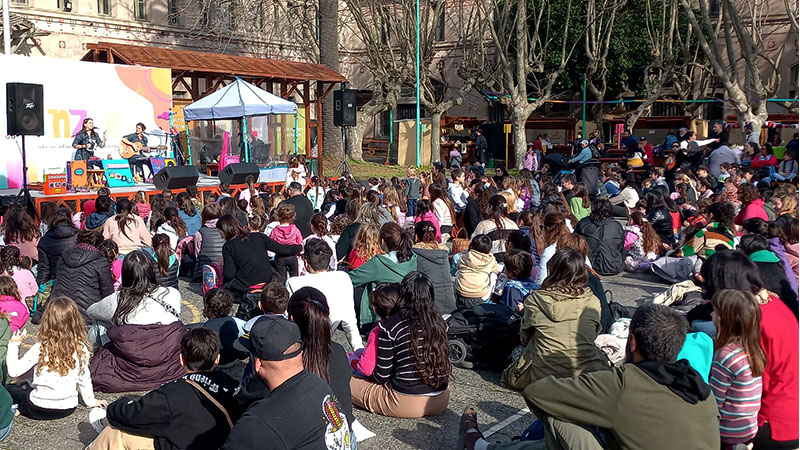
[183,77,297,120]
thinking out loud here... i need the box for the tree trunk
[346,123,366,162]
[511,106,528,170]
[318,0,343,158]
[430,111,442,163]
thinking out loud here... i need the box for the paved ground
[1,270,670,450]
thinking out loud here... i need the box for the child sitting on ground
[623,211,661,272]
[499,249,538,312]
[97,240,121,291]
[133,191,151,221]
[87,328,239,450]
[150,233,179,289]
[269,203,303,279]
[0,276,29,331]
[455,235,500,309]
[239,282,290,386]
[349,282,400,377]
[6,297,105,420]
[0,246,37,307]
[200,289,247,366]
[348,223,381,270]
[413,199,441,243]
[302,213,337,272]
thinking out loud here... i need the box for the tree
[478,0,583,168]
[678,0,797,130]
[319,0,344,158]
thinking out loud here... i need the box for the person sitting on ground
[413,199,442,243]
[50,230,114,322]
[6,297,106,420]
[279,182,315,238]
[348,222,418,326]
[575,198,625,276]
[88,251,185,393]
[534,213,572,285]
[455,235,500,309]
[709,289,765,448]
[156,207,188,250]
[199,289,247,366]
[268,203,303,280]
[238,282,291,388]
[84,195,114,232]
[149,233,179,290]
[350,283,400,378]
[473,195,519,255]
[286,238,363,351]
[87,328,239,450]
[501,248,609,391]
[623,211,661,273]
[498,249,537,312]
[462,304,720,450]
[103,198,152,255]
[176,192,202,237]
[347,223,381,270]
[37,207,79,286]
[568,182,592,222]
[0,277,28,332]
[222,317,352,449]
[0,245,37,306]
[97,240,122,291]
[192,203,224,282]
[738,233,798,318]
[2,207,41,262]
[412,221,456,315]
[350,272,450,419]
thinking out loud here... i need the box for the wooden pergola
[80,42,345,174]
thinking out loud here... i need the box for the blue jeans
[406,199,417,217]
[764,165,793,183]
[0,414,12,442]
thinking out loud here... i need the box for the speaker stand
[14,136,39,221]
[331,125,353,177]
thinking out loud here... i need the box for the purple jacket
[769,237,798,294]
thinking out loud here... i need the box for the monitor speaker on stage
[153,165,199,190]
[333,89,357,127]
[218,162,259,185]
[6,83,44,136]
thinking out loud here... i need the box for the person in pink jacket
[0,276,30,331]
[734,184,769,227]
[413,199,442,243]
[0,245,37,301]
[350,282,400,376]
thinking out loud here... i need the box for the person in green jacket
[568,183,592,222]
[459,304,720,450]
[348,222,418,325]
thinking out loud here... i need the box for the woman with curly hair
[350,272,450,418]
[2,206,41,262]
[734,183,769,226]
[501,248,608,391]
[6,297,106,419]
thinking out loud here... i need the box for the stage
[0,175,287,217]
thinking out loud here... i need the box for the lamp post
[415,0,421,167]
[581,75,587,138]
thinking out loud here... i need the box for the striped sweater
[677,222,735,258]
[374,314,448,395]
[710,342,762,444]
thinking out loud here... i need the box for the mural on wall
[0,54,172,189]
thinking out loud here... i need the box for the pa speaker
[6,83,44,136]
[219,162,259,185]
[333,89,357,127]
[153,165,199,190]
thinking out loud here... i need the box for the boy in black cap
[223,316,352,450]
[87,328,239,450]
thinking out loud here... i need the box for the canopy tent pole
[186,120,193,165]
[242,117,250,163]
[294,113,298,155]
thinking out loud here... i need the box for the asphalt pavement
[1,271,669,450]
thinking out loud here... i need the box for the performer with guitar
[72,118,106,170]
[121,122,155,182]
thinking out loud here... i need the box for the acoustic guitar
[120,141,166,159]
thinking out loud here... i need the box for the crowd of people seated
[0,125,793,450]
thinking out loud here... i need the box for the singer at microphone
[72,118,106,170]
[121,122,155,182]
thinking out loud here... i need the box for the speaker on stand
[333,87,357,176]
[6,82,45,219]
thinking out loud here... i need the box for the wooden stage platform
[0,175,287,217]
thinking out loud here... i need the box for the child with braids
[0,245,37,304]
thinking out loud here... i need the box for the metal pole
[388,110,393,164]
[2,0,10,55]
[581,76,587,138]
[415,0,421,167]
[186,120,193,165]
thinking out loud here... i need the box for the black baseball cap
[234,316,303,361]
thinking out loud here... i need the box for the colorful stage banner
[0,54,172,188]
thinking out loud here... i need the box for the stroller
[446,303,521,370]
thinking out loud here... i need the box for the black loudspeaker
[333,89,357,127]
[218,162,259,185]
[6,83,44,136]
[153,165,199,190]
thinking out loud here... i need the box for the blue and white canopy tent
[182,77,299,164]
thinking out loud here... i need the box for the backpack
[446,303,521,370]
[202,263,223,294]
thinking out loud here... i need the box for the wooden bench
[362,138,391,164]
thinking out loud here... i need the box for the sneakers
[89,407,106,433]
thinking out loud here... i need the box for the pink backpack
[202,263,223,294]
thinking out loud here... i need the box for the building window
[434,4,445,41]
[97,0,110,14]
[134,0,147,20]
[10,0,27,5]
[228,0,236,30]
[708,0,719,18]
[168,0,178,24]
[789,64,798,99]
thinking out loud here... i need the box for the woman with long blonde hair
[347,222,381,270]
[6,297,106,419]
